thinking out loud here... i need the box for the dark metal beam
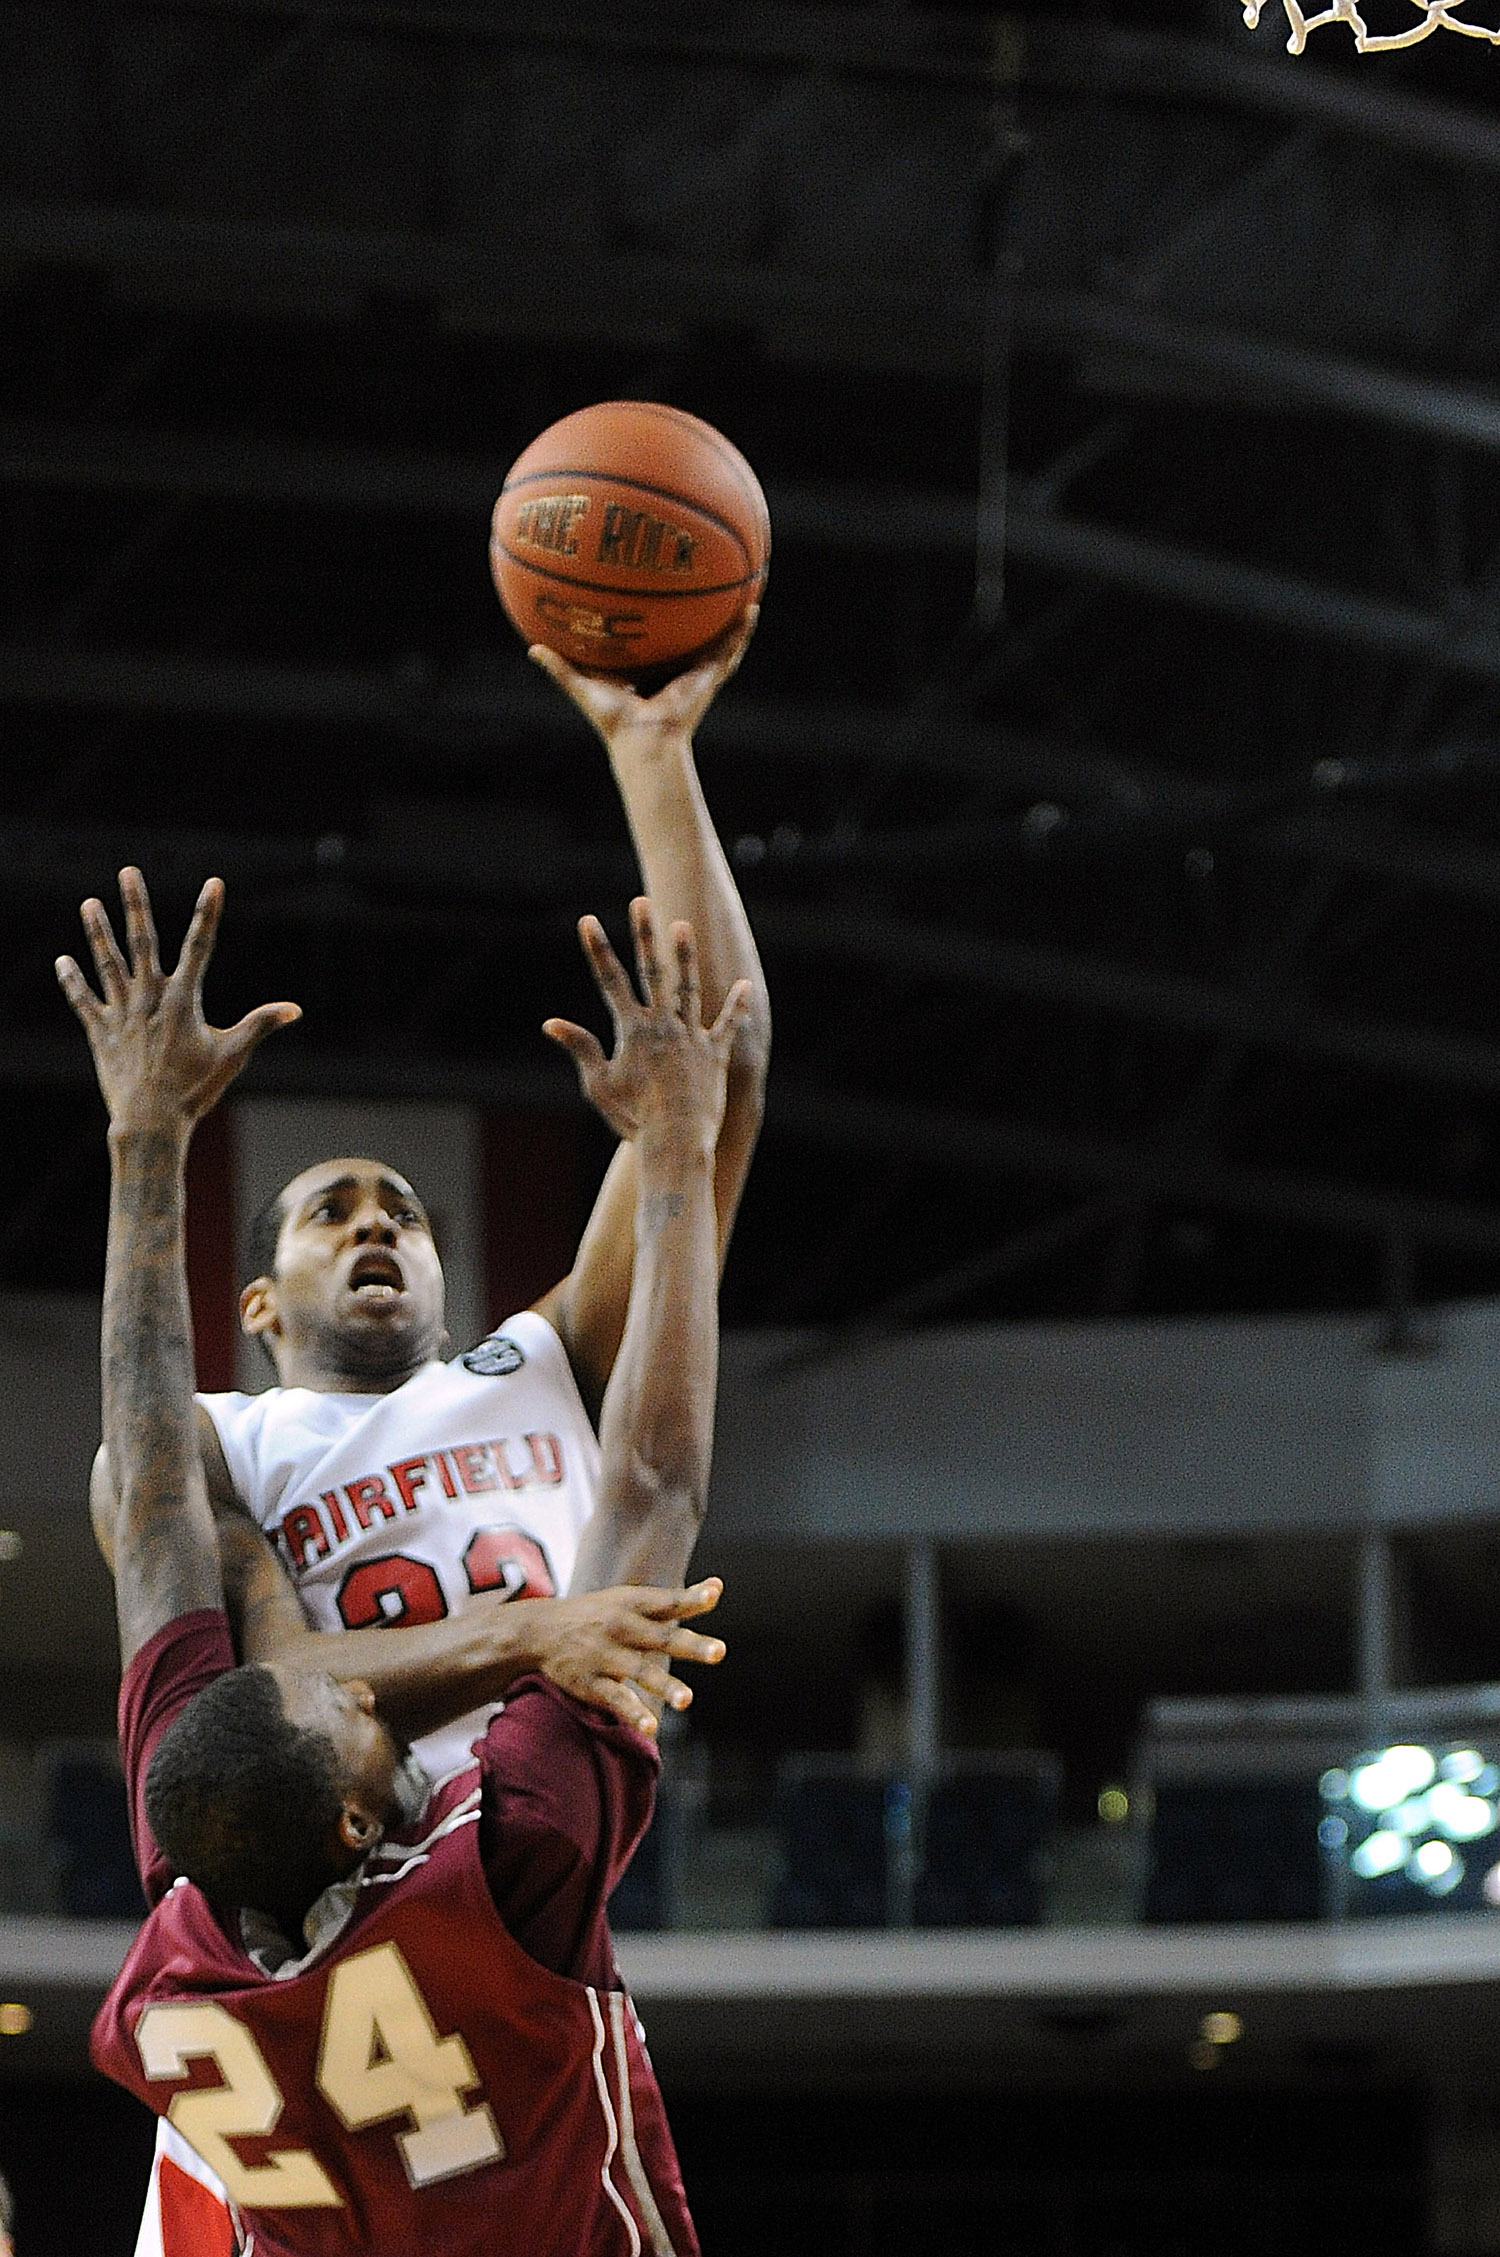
[770,1082,1500,1260]
[1006,507,1500,682]
[0,421,982,553]
[13,309,1500,529]
[7,479,1500,727]
[0,1025,578,1108]
[7,659,1500,911]
[10,1014,1496,1259]
[88,4,1500,180]
[138,0,1017,88]
[14,809,1500,1099]
[1018,292,1500,460]
[0,200,982,376]
[1027,21,1500,178]
[754,908,1500,1099]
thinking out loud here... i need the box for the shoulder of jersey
[456,1332,527,1379]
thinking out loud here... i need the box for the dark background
[9,0,1500,1345]
[7,0,1500,2246]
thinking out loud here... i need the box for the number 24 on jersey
[135,1941,503,2208]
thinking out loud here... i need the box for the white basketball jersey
[198,1309,600,1779]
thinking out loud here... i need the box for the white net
[1245,0,1500,46]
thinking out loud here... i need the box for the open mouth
[348,1251,406,1300]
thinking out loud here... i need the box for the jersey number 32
[135,1941,503,2208]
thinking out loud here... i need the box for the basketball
[489,401,770,679]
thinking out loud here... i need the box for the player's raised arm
[56,870,300,1664]
[552,899,747,1594]
[530,617,771,1422]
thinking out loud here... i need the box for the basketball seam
[490,546,762,603]
[499,469,753,569]
[611,402,768,542]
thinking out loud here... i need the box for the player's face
[270,1666,422,1839]
[249,1158,447,1378]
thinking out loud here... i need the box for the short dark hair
[244,1188,287,1289]
[145,1665,344,1917]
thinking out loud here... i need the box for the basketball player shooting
[83,633,767,2254]
[59,867,744,2256]
[87,625,768,1756]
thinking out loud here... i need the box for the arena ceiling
[8,0,1500,1335]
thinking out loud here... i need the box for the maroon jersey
[93,1613,696,2257]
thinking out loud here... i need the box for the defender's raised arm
[57,871,299,1663]
[548,897,748,1594]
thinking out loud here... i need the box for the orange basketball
[490,401,770,679]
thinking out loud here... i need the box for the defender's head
[145,1662,423,1935]
[240,1157,447,1384]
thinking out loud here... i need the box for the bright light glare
[1415,1839,1456,1879]
[1098,1786,1130,1825]
[1350,1747,1437,1812]
[1320,1769,1350,1803]
[1351,1830,1408,1878]
[1384,1796,1432,1836]
[1427,1783,1497,1841]
[1440,1751,1485,1785]
[1200,2011,1243,2046]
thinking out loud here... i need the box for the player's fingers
[718,603,758,679]
[589,1677,658,1737]
[527,643,575,687]
[223,1001,302,1060]
[543,1018,609,1084]
[633,1659,694,1710]
[612,1607,725,1667]
[54,955,103,1030]
[177,876,224,998]
[669,607,757,704]
[630,896,663,1009]
[632,1578,724,1623]
[81,897,130,1006]
[576,915,637,1023]
[708,977,752,1055]
[660,1624,728,1666]
[672,920,701,1028]
[528,643,607,698]
[117,867,162,982]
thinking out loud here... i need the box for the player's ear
[337,1802,381,1856]
[240,1276,280,1339]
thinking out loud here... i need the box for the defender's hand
[544,899,748,1149]
[541,898,744,1146]
[56,867,301,1136]
[513,1578,726,1736]
[528,606,756,747]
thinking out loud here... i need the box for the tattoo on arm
[104,1130,222,1659]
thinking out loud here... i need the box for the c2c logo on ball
[461,1336,526,1378]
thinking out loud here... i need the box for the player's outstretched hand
[544,898,749,1150]
[56,867,301,1136]
[528,604,756,747]
[519,1577,726,1737]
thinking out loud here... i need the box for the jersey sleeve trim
[485,1308,598,1437]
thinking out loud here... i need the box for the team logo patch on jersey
[461,1335,526,1377]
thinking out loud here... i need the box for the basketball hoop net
[1245,0,1500,47]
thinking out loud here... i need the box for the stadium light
[1320,1745,1500,1910]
